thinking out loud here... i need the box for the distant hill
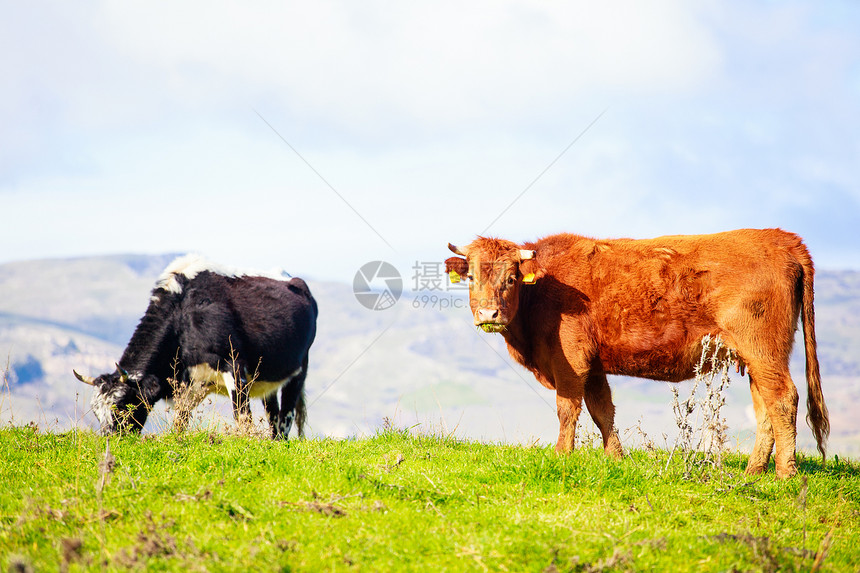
[1,254,858,457]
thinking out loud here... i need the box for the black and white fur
[76,254,318,438]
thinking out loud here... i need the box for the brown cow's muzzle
[475,307,507,332]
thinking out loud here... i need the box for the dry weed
[665,334,735,478]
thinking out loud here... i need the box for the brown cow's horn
[73,370,96,385]
[519,249,535,260]
[448,243,468,257]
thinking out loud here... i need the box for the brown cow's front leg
[584,372,623,460]
[554,378,584,453]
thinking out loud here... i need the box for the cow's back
[178,271,317,381]
[524,229,806,381]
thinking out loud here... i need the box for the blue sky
[2,1,859,283]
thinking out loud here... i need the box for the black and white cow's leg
[263,392,280,439]
[275,356,308,440]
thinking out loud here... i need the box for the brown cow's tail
[798,246,829,463]
[295,386,307,438]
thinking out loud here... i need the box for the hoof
[744,463,766,476]
[776,463,798,480]
[605,438,624,460]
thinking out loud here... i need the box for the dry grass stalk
[574,418,603,450]
[666,334,735,478]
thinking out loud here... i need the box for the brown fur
[446,228,829,478]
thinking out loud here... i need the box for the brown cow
[445,228,829,478]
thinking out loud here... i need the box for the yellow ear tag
[522,272,536,284]
[449,270,461,284]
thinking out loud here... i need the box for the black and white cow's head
[74,366,158,434]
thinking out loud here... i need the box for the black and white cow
[74,254,318,438]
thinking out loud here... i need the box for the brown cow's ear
[519,260,545,284]
[444,257,468,283]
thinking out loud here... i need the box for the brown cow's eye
[467,274,474,282]
[507,275,515,286]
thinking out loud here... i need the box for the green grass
[1,426,858,572]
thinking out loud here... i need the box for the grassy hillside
[1,426,858,572]
[2,255,860,457]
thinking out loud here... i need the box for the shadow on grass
[798,452,860,478]
[706,450,860,479]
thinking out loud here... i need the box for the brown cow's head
[445,238,544,333]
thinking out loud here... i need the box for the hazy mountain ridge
[1,255,858,457]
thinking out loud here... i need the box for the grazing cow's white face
[446,239,543,333]
[74,367,150,434]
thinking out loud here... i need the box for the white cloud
[1,1,859,276]
[89,1,722,129]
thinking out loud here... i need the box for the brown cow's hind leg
[772,380,799,479]
[747,363,799,478]
[745,375,774,475]
[584,372,623,459]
